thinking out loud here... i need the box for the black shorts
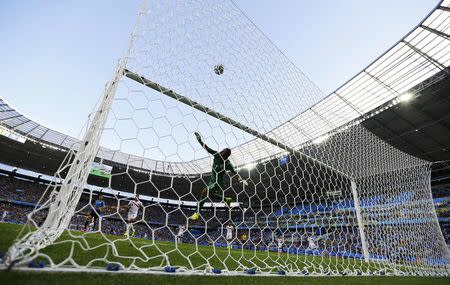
[89,209,99,221]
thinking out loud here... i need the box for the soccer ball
[214,64,224,75]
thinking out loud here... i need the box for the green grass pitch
[0,222,448,285]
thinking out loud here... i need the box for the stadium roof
[0,0,449,175]
[230,0,450,165]
[363,71,450,163]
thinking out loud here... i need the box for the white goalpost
[4,0,450,277]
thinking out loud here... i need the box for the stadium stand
[0,165,448,254]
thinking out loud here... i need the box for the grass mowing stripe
[0,271,449,285]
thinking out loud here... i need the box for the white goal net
[4,0,450,277]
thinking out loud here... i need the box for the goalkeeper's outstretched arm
[194,132,217,155]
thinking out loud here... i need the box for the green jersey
[204,145,236,188]
[195,138,237,212]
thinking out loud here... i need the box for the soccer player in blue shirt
[83,194,106,231]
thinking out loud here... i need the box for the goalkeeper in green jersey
[190,132,248,221]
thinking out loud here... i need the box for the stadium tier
[0,0,449,278]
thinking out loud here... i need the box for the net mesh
[5,0,449,276]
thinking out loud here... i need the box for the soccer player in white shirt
[277,237,284,252]
[177,225,186,243]
[225,223,234,249]
[86,215,95,232]
[307,235,317,250]
[1,210,8,222]
[124,195,143,237]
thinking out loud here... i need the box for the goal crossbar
[123,68,350,179]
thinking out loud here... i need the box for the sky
[0,0,439,139]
